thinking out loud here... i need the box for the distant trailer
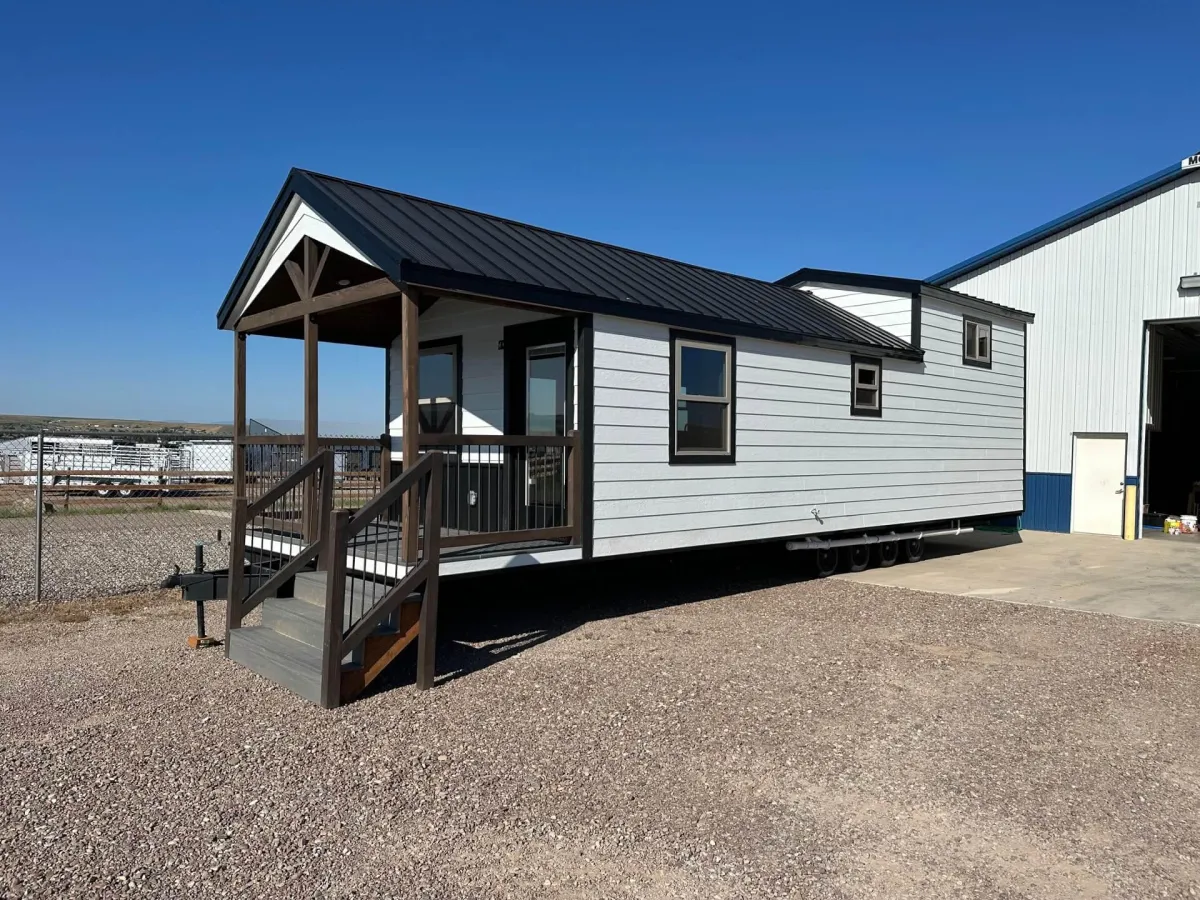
[12,435,181,497]
[173,440,234,484]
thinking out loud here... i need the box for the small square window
[963,317,992,368]
[851,356,882,417]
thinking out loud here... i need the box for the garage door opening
[1144,321,1200,535]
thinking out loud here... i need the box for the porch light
[337,278,351,287]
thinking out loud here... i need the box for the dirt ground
[1,549,1198,899]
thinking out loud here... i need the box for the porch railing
[415,431,581,550]
[227,449,334,635]
[322,451,444,704]
[238,435,388,511]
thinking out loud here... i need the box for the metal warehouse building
[929,150,1200,538]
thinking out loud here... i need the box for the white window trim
[963,317,993,367]
[850,357,883,417]
[672,336,734,459]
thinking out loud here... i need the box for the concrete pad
[836,529,1200,625]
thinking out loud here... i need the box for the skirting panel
[1023,472,1072,533]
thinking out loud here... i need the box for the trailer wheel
[877,540,899,567]
[95,483,113,497]
[118,487,134,498]
[903,537,925,563]
[814,547,839,577]
[847,544,871,572]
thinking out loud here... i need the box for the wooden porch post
[227,331,248,650]
[304,312,319,541]
[233,331,246,500]
[401,285,420,563]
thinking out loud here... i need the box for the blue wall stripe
[1023,472,1072,533]
[1125,474,1140,486]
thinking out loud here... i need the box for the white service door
[1071,435,1126,536]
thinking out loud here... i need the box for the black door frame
[502,317,577,534]
[502,317,577,436]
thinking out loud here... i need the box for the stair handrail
[320,451,444,707]
[227,449,334,639]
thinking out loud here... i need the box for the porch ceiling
[250,294,402,347]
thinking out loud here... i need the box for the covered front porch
[228,230,588,576]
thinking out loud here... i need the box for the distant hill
[0,414,232,437]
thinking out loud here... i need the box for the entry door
[503,318,575,531]
[525,343,568,516]
[1071,434,1126,535]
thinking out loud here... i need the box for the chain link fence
[0,430,236,604]
[0,428,389,606]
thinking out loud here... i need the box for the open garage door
[1144,321,1200,536]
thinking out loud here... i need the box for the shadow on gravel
[367,530,1021,698]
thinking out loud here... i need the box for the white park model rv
[218,170,1032,579]
[216,170,1034,705]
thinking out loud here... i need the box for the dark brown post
[226,496,247,652]
[317,451,334,570]
[303,313,319,541]
[568,429,582,540]
[400,285,420,563]
[380,438,391,496]
[233,331,246,500]
[321,507,350,708]
[416,455,443,690]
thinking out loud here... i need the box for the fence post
[34,430,44,602]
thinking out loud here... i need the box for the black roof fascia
[776,267,919,296]
[403,262,924,362]
[778,266,1033,323]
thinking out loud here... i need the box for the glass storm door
[525,343,567,520]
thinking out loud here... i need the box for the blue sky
[1,0,1196,426]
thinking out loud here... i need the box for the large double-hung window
[670,331,735,463]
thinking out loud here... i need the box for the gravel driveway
[1,551,1198,899]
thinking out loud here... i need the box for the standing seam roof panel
[410,199,578,291]
[581,240,709,315]
[282,171,916,354]
[323,180,464,271]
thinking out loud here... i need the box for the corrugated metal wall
[948,170,1200,481]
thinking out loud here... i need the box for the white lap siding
[590,304,1025,557]
[803,286,913,342]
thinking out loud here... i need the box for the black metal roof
[218,170,921,359]
[777,267,1035,323]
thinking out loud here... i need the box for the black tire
[877,540,899,567]
[118,487,134,498]
[847,544,871,572]
[94,483,113,498]
[814,547,839,577]
[903,537,925,563]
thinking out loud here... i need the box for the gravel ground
[0,509,230,604]
[1,550,1198,899]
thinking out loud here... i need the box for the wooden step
[227,625,323,705]
[341,601,422,701]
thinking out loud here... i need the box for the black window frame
[417,336,463,434]
[962,315,993,369]
[850,355,883,418]
[668,329,736,465]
